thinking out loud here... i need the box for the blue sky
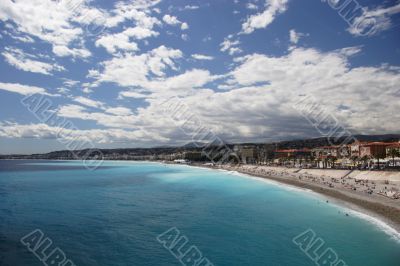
[0,0,399,154]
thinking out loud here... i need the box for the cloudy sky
[0,0,399,154]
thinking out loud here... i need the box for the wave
[343,207,400,243]
[191,165,400,242]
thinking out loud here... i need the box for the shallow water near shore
[0,160,399,266]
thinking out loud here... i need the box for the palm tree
[309,154,315,168]
[387,148,400,167]
[374,153,386,170]
[361,155,369,169]
[330,157,338,169]
[351,156,358,169]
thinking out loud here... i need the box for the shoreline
[3,159,400,235]
[188,163,400,234]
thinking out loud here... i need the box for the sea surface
[0,160,399,266]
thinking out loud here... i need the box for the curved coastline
[232,169,400,242]
[10,159,400,240]
[176,163,400,240]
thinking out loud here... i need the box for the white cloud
[95,26,159,54]
[144,69,215,93]
[105,107,133,116]
[62,79,79,88]
[241,0,288,34]
[346,2,400,36]
[2,47,65,75]
[228,47,242,55]
[0,123,60,140]
[89,45,183,87]
[289,29,308,44]
[95,34,139,54]
[192,54,214,60]
[162,14,189,30]
[163,14,181,25]
[57,104,139,129]
[0,82,51,96]
[56,87,70,95]
[181,22,189,30]
[181,34,189,41]
[220,38,242,55]
[246,3,258,10]
[73,96,105,109]
[220,39,239,51]
[0,0,93,58]
[222,47,400,134]
[183,5,199,10]
[124,26,160,39]
[3,46,400,145]
[0,122,169,144]
[104,0,161,28]
[52,45,91,58]
[289,29,299,44]
[3,28,35,43]
[118,91,149,99]
[1,1,399,147]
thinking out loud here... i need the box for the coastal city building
[359,142,391,159]
[183,151,203,161]
[239,147,258,164]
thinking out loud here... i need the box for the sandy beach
[191,163,400,233]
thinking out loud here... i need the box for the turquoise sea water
[0,160,399,266]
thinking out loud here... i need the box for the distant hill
[1,134,399,160]
[181,142,207,148]
[259,134,400,150]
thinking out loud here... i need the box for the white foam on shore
[220,168,316,194]
[341,207,400,243]
[197,166,400,242]
[242,173,400,242]
[161,163,400,242]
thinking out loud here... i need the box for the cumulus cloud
[57,104,139,129]
[2,44,400,146]
[192,54,214,60]
[289,29,303,44]
[73,96,105,109]
[246,3,258,10]
[0,82,52,96]
[241,0,288,34]
[163,14,181,25]
[88,45,183,87]
[1,0,399,149]
[2,47,65,75]
[102,46,400,144]
[0,0,93,58]
[0,0,161,59]
[118,91,149,99]
[220,37,242,55]
[95,32,139,54]
[52,45,91,58]
[162,14,189,30]
[105,107,133,116]
[95,25,159,54]
[105,0,161,28]
[181,22,189,30]
[0,122,169,144]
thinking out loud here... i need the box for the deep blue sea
[0,160,399,266]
